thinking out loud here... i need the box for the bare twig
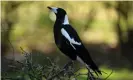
[103,69,113,80]
[2,47,108,80]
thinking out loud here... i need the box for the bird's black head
[47,6,67,20]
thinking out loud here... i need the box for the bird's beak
[47,6,58,14]
[47,6,52,10]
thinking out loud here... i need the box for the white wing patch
[61,28,81,49]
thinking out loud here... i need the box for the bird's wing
[61,25,83,50]
[61,25,102,75]
[60,24,90,57]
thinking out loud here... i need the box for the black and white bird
[47,6,102,76]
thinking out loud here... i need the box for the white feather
[77,56,84,65]
[61,28,81,49]
[51,7,58,13]
[63,15,69,25]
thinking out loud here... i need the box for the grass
[76,66,133,80]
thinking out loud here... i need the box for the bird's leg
[71,61,74,69]
[63,60,73,69]
[62,60,74,79]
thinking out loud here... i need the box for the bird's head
[47,6,67,19]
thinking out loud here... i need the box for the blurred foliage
[77,67,133,80]
[1,1,133,80]
[1,1,120,52]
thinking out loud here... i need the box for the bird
[47,6,102,76]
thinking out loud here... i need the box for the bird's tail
[86,64,102,80]
[93,69,102,76]
[86,61,102,76]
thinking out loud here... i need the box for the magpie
[47,6,102,76]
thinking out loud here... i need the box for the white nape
[63,15,69,25]
[61,28,81,49]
